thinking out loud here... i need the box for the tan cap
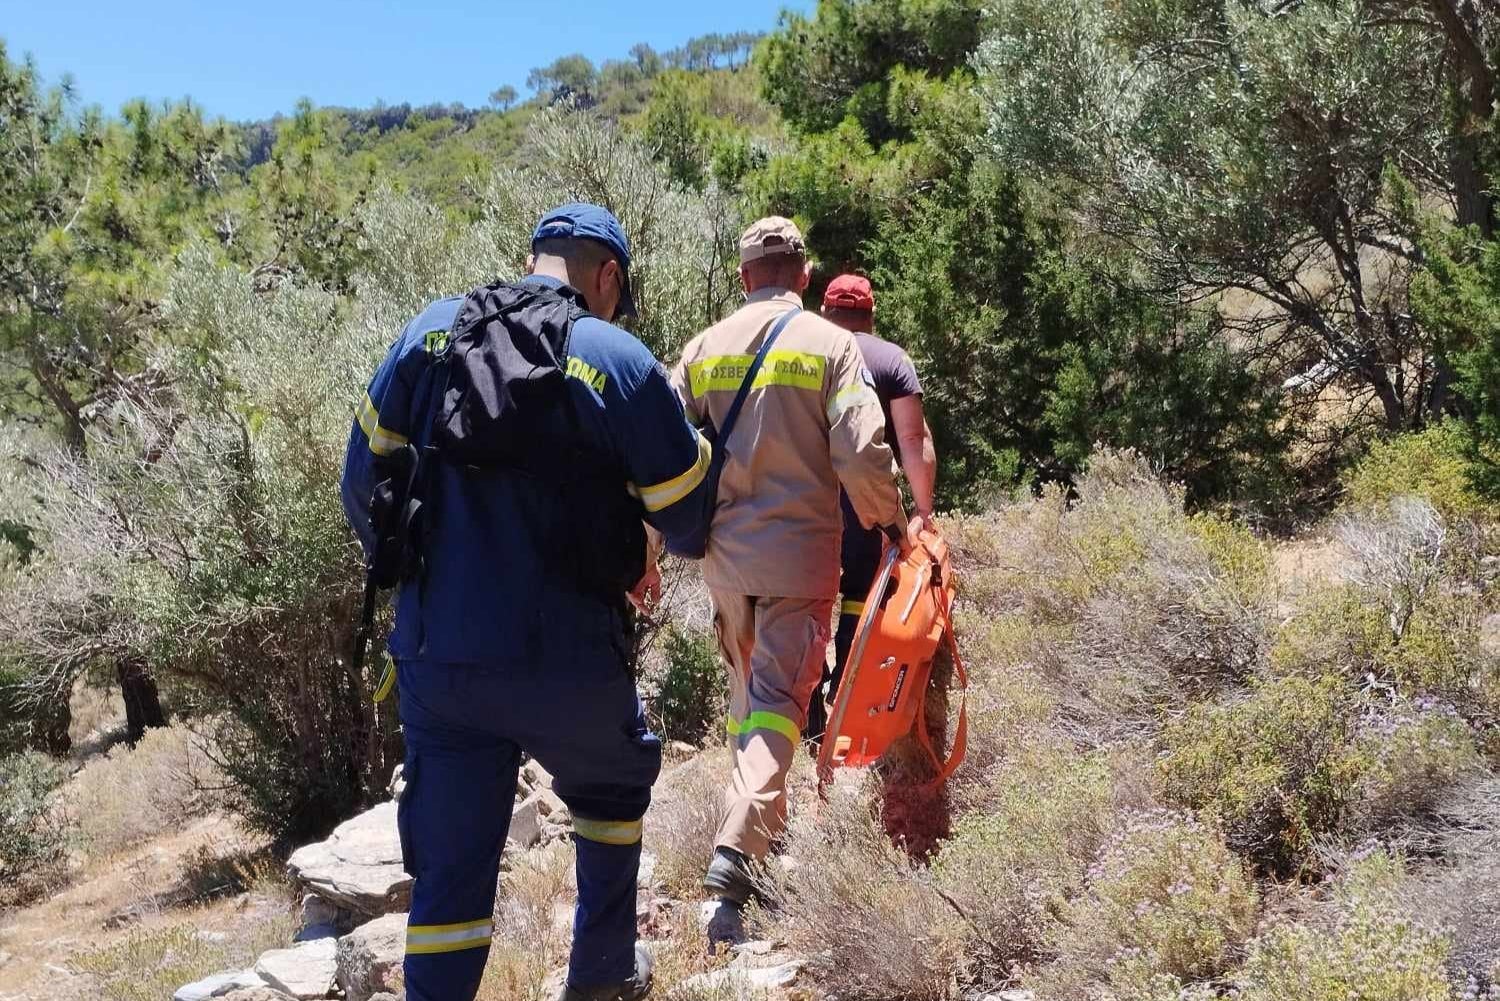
[739,216,806,264]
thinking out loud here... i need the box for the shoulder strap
[718,307,801,447]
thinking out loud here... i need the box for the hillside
[3,450,1496,1000]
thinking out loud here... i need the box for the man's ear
[739,266,752,295]
[525,253,537,275]
[797,260,813,293]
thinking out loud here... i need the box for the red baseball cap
[823,274,874,311]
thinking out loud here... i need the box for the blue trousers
[396,655,662,1000]
[834,490,885,687]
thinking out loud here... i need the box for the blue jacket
[341,275,711,664]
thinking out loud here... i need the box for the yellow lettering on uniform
[565,357,609,395]
[689,351,826,396]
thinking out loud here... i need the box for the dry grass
[762,773,967,1001]
[66,721,226,862]
[68,895,296,1001]
[645,750,732,900]
[475,841,578,1001]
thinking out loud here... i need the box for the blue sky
[3,0,811,121]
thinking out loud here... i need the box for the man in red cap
[810,274,939,738]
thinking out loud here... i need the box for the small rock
[194,931,230,944]
[731,939,775,958]
[368,995,400,1001]
[218,989,296,1001]
[254,937,338,1000]
[387,763,406,802]
[637,852,657,888]
[536,788,567,818]
[509,793,545,849]
[541,818,572,844]
[520,759,553,791]
[0,950,11,967]
[336,912,407,1001]
[668,740,696,756]
[173,969,265,1001]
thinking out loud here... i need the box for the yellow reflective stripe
[688,351,826,397]
[356,394,410,457]
[840,599,865,617]
[635,432,712,513]
[826,382,880,423]
[726,710,801,744]
[574,816,644,845]
[372,658,396,704]
[406,918,492,954]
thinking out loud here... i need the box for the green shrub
[932,745,1116,971]
[1345,422,1496,523]
[0,750,72,905]
[1160,674,1363,876]
[647,626,723,745]
[1233,852,1454,1001]
[1273,584,1500,735]
[1352,709,1479,830]
[1030,811,1257,1001]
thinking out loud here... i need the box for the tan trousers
[709,591,832,860]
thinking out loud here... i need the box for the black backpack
[434,280,645,598]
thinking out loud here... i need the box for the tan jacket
[670,288,903,598]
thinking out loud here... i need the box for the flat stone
[173,969,266,1001]
[286,802,411,917]
[337,912,407,1001]
[218,991,296,1001]
[254,937,338,1000]
[675,960,805,993]
[536,788,567,817]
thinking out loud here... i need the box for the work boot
[702,897,748,949]
[555,945,652,1001]
[702,846,755,905]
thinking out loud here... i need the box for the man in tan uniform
[670,217,912,934]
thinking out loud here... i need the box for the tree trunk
[32,695,72,756]
[117,656,166,745]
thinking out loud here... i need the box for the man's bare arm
[890,395,937,524]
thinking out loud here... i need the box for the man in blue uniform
[341,204,712,1001]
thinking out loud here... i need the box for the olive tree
[975,0,1454,432]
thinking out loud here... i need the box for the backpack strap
[717,307,801,448]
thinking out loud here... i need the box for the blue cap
[531,202,637,318]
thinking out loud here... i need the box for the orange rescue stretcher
[816,529,968,787]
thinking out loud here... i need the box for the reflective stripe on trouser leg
[396,662,520,1001]
[709,591,832,860]
[406,918,493,954]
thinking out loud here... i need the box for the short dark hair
[533,236,617,271]
[741,253,806,292]
[822,305,873,329]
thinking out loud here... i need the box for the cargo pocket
[794,612,833,724]
[396,754,419,876]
